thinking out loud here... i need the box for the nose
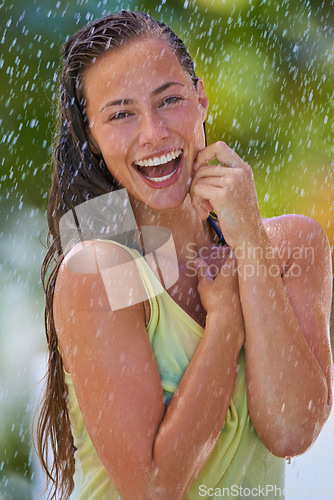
[138,110,169,147]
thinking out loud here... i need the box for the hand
[195,254,245,346]
[190,141,263,249]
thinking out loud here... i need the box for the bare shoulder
[263,213,330,246]
[55,239,141,312]
[262,214,331,273]
[60,239,139,274]
[54,239,149,368]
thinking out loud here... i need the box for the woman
[37,10,333,500]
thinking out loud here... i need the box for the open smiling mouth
[134,149,183,185]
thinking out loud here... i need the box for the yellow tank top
[64,241,285,499]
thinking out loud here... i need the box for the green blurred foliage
[0,407,32,498]
[0,0,333,492]
[0,0,332,237]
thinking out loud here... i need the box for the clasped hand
[190,141,263,250]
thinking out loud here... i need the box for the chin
[128,174,191,214]
[149,189,190,211]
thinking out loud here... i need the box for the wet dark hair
[37,10,199,499]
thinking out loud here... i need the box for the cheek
[177,106,198,126]
[193,121,205,141]
[182,112,206,148]
[99,130,130,157]
[175,105,204,138]
[107,165,126,184]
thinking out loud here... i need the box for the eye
[109,111,133,121]
[160,96,183,107]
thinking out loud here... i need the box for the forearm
[151,312,242,499]
[236,227,330,456]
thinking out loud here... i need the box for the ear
[196,78,209,122]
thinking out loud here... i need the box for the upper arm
[54,241,165,497]
[279,215,333,402]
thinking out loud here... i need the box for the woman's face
[84,37,209,211]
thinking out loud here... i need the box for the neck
[130,194,212,259]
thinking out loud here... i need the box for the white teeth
[141,165,179,183]
[135,149,182,167]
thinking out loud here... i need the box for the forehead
[83,37,192,99]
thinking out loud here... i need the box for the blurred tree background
[0,0,333,497]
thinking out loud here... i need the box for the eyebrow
[100,81,184,112]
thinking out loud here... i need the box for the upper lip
[133,148,183,167]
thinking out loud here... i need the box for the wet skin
[82,39,333,421]
[54,34,333,500]
[84,37,209,212]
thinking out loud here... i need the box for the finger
[190,174,214,219]
[191,166,243,205]
[191,183,222,221]
[190,166,228,208]
[191,195,214,220]
[194,176,229,189]
[193,164,232,181]
[194,141,250,173]
[193,184,222,203]
[194,142,240,171]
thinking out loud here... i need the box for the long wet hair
[36,10,199,499]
